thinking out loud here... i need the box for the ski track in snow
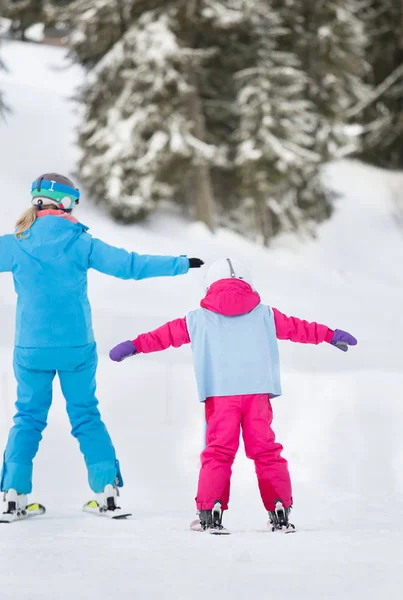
[1,40,403,600]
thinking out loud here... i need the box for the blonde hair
[15,204,62,239]
[15,207,38,239]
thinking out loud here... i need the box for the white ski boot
[83,484,131,519]
[0,489,45,523]
[3,489,27,512]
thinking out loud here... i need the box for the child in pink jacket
[110,258,357,533]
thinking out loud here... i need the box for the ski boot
[83,484,131,519]
[3,489,27,515]
[0,489,45,523]
[193,501,230,535]
[268,500,295,533]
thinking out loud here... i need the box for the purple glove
[109,340,137,362]
[330,329,358,352]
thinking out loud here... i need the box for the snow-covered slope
[1,40,403,600]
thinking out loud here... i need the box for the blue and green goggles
[31,179,80,211]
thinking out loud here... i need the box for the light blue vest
[187,304,282,402]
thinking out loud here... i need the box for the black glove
[189,258,204,269]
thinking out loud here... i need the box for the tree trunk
[188,72,215,231]
[255,196,271,247]
[116,0,128,37]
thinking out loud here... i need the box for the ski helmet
[204,258,254,290]
[31,173,80,212]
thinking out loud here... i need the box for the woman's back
[4,214,94,348]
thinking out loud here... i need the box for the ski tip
[26,503,46,514]
[83,503,132,519]
[207,527,231,535]
[190,519,202,531]
[84,500,99,509]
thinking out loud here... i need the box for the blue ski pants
[0,343,122,494]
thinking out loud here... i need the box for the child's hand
[109,341,137,362]
[189,258,204,268]
[330,329,357,352]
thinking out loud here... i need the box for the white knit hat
[204,258,254,291]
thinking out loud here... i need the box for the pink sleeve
[273,308,334,345]
[133,317,190,354]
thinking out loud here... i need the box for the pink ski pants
[196,394,292,511]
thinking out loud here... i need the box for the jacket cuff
[179,255,189,274]
[325,329,335,343]
[132,337,142,353]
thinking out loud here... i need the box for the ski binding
[0,502,46,523]
[83,500,131,520]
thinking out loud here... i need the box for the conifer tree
[76,2,248,227]
[66,1,166,68]
[276,0,370,158]
[358,0,403,167]
[72,0,373,241]
[234,1,326,244]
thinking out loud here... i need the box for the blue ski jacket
[0,215,189,348]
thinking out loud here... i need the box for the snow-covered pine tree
[276,0,370,159]
[76,2,248,227]
[78,9,214,224]
[233,1,328,245]
[170,0,250,229]
[74,0,369,240]
[357,0,403,168]
[66,1,166,68]
[65,0,132,68]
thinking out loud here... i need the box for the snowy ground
[1,40,403,599]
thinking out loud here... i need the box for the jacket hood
[201,279,261,316]
[15,215,88,261]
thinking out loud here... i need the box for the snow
[1,40,403,599]
[24,23,45,44]
[201,0,245,29]
[0,17,12,36]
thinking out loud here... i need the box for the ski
[190,517,296,535]
[267,520,296,534]
[0,502,46,523]
[83,500,131,520]
[190,519,231,535]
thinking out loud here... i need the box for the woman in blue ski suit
[0,173,203,514]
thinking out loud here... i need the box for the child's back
[187,279,281,401]
[5,215,92,347]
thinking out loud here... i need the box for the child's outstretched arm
[89,238,203,280]
[109,317,190,362]
[273,308,357,351]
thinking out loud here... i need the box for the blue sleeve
[0,235,13,272]
[88,238,190,280]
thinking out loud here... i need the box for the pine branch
[347,62,403,119]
